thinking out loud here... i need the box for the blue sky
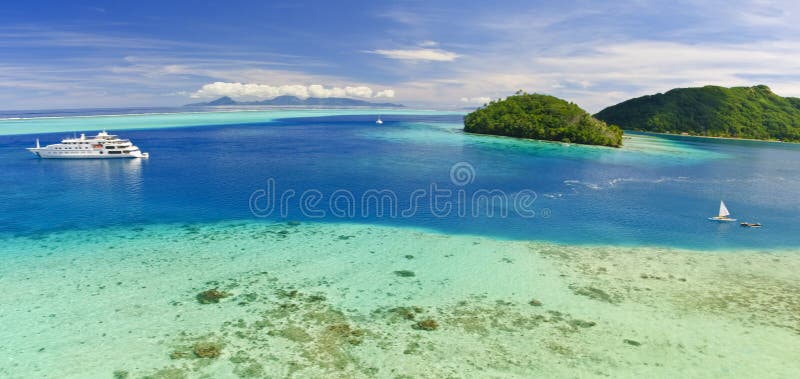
[2,0,800,111]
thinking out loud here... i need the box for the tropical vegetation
[464,91,624,147]
[594,85,800,142]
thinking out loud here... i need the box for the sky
[2,0,800,112]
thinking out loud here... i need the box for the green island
[464,91,624,147]
[595,85,800,142]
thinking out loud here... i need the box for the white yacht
[27,131,149,159]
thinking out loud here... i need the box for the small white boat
[375,116,383,125]
[708,200,736,222]
[27,131,149,159]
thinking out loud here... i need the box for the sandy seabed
[1,221,798,378]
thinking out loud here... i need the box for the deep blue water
[1,112,799,250]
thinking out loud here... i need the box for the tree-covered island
[464,91,624,147]
[594,85,800,142]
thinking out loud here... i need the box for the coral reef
[196,288,231,304]
[168,350,190,360]
[387,306,424,321]
[270,325,312,342]
[193,341,222,358]
[393,270,415,277]
[413,318,439,331]
[326,323,365,345]
[570,285,616,303]
[569,319,596,328]
[140,367,186,379]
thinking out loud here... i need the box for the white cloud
[460,96,491,104]
[354,2,800,109]
[307,85,377,98]
[190,82,305,100]
[344,86,373,98]
[385,38,800,111]
[190,82,393,100]
[8,2,800,111]
[371,48,460,62]
[375,89,395,98]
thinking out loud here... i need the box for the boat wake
[562,176,691,193]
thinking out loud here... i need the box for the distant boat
[708,200,736,222]
[376,116,383,125]
[740,222,762,228]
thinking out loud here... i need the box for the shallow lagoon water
[1,221,798,378]
[1,109,799,378]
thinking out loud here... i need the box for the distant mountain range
[185,96,404,108]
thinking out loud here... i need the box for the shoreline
[627,130,798,145]
[462,130,622,150]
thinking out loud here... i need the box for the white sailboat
[708,200,736,222]
[375,116,383,125]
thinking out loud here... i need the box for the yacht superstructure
[27,131,149,159]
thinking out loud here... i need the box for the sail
[719,201,730,217]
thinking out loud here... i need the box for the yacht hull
[27,148,148,159]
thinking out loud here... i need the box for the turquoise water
[0,108,458,136]
[1,109,799,378]
[1,221,798,378]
